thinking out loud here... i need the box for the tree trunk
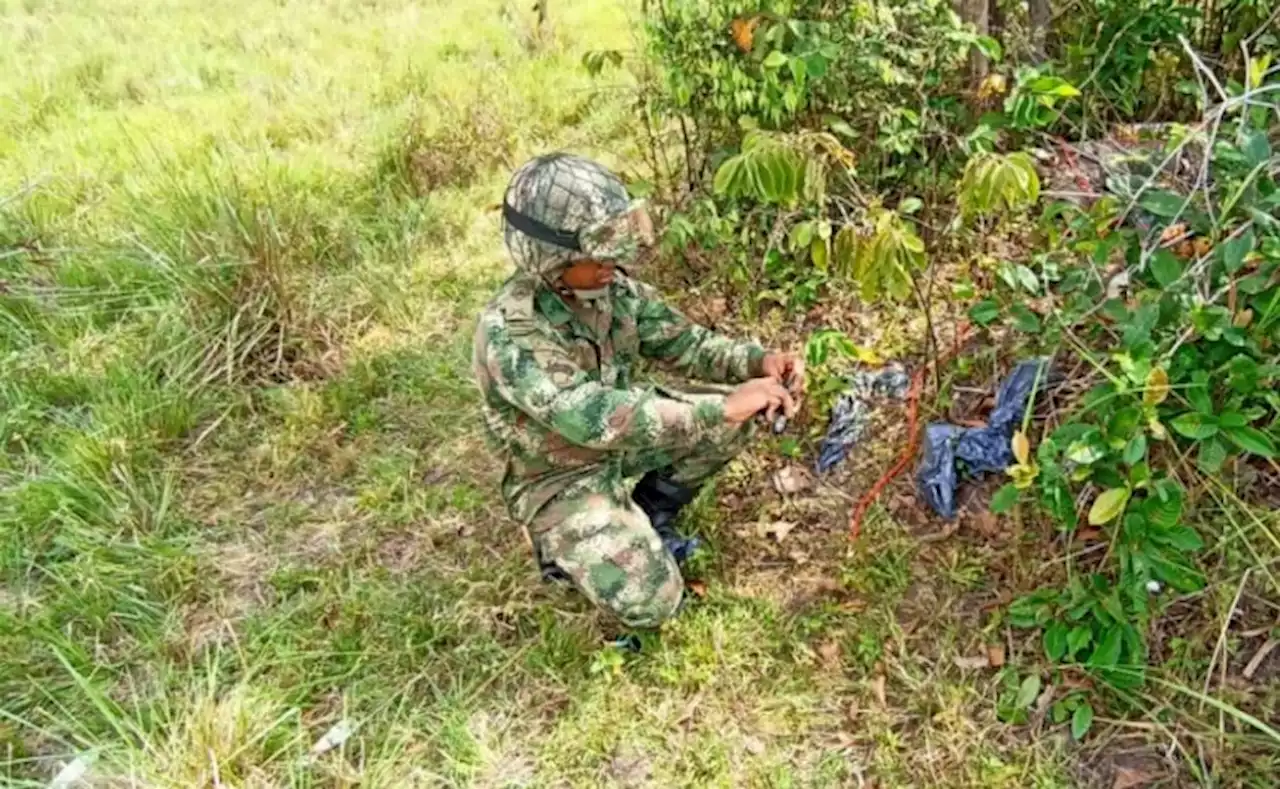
[1029,0,1052,62]
[955,0,990,84]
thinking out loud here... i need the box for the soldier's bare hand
[762,352,806,397]
[724,378,797,424]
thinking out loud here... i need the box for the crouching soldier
[472,153,804,628]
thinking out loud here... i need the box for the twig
[1201,569,1250,716]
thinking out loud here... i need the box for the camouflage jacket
[473,273,766,523]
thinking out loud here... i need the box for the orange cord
[849,323,973,540]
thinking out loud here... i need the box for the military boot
[631,470,701,565]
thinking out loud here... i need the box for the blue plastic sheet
[815,364,912,475]
[916,359,1049,520]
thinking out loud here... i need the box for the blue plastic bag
[916,359,1049,520]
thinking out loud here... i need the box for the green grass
[3,1,1275,787]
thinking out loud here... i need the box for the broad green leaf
[1197,437,1228,473]
[990,483,1021,514]
[1170,412,1219,440]
[1123,435,1148,466]
[1187,372,1214,414]
[1015,674,1042,709]
[1072,703,1095,740]
[1067,625,1092,657]
[1160,526,1204,552]
[1139,190,1186,218]
[1089,487,1130,525]
[1243,129,1271,168]
[1089,625,1124,668]
[1224,426,1277,457]
[1222,228,1255,275]
[1108,406,1142,440]
[1044,621,1069,662]
[1009,304,1042,333]
[763,51,788,69]
[899,197,923,214]
[811,238,828,272]
[1219,411,1248,429]
[974,35,1003,61]
[969,300,1000,326]
[1067,439,1106,465]
[713,158,742,196]
[1015,264,1039,293]
[789,221,815,251]
[1150,250,1182,287]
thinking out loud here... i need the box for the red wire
[849,324,973,540]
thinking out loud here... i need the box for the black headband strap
[503,201,582,252]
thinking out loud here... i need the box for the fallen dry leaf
[986,643,1007,667]
[1159,222,1188,245]
[743,735,766,756]
[1243,638,1279,680]
[953,655,990,671]
[920,521,960,543]
[1113,766,1158,789]
[771,465,812,495]
[758,520,798,542]
[870,674,887,707]
[817,639,842,670]
[973,511,1001,538]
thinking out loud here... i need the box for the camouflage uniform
[473,154,767,628]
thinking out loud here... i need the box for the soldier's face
[560,260,616,290]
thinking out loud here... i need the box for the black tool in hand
[760,373,796,435]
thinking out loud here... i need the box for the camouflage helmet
[502,153,654,277]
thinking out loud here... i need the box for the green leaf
[974,35,1003,61]
[1187,372,1214,414]
[1160,526,1204,551]
[1044,621,1069,662]
[1222,229,1255,275]
[969,300,1000,326]
[1089,487,1130,525]
[713,158,742,197]
[1015,264,1039,293]
[1170,412,1219,440]
[1072,703,1095,740]
[1123,435,1148,466]
[899,197,923,215]
[1009,304,1042,333]
[1243,129,1271,168]
[1139,190,1186,218]
[1150,250,1183,287]
[1197,437,1228,473]
[1090,625,1124,668]
[1067,625,1092,657]
[1067,440,1106,465]
[763,51,788,69]
[789,221,815,251]
[1224,426,1277,457]
[1015,674,1042,709]
[991,483,1021,514]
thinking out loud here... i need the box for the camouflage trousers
[527,394,751,629]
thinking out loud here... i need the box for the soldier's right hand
[724,378,797,424]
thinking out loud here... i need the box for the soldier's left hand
[762,352,805,397]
